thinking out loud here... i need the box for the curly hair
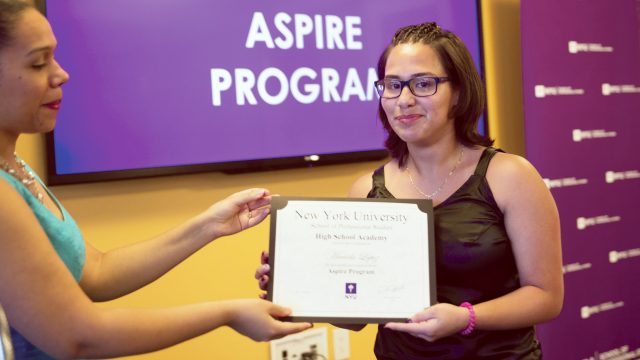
[377,22,493,167]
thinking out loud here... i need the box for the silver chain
[405,146,464,200]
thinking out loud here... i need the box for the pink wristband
[459,302,476,335]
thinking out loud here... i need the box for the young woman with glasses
[257,22,563,359]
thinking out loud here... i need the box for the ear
[448,88,460,117]
[451,88,460,107]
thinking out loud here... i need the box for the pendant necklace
[0,153,45,204]
[405,146,464,200]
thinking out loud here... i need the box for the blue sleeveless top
[0,166,85,360]
[368,148,541,359]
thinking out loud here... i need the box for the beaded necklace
[0,153,45,203]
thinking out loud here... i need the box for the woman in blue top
[257,22,564,359]
[0,1,311,359]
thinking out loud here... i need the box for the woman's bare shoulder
[487,151,550,210]
[348,170,375,198]
[348,160,399,198]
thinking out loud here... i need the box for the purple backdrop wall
[521,1,640,359]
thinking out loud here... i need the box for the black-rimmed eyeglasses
[374,76,449,99]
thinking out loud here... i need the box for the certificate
[267,196,435,324]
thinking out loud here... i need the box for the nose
[396,83,416,107]
[50,59,69,87]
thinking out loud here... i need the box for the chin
[392,128,421,143]
[35,119,57,133]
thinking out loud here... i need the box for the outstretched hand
[227,299,312,341]
[384,303,469,342]
[203,188,272,239]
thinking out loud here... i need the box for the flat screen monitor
[43,0,484,185]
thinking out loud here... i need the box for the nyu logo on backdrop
[562,262,592,274]
[609,248,640,263]
[572,129,617,142]
[567,40,613,53]
[605,170,640,183]
[534,85,585,98]
[580,301,624,319]
[581,345,640,360]
[601,83,640,96]
[576,215,621,230]
[544,177,588,189]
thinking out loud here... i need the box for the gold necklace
[405,146,464,200]
[1,153,45,203]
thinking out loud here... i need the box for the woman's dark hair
[0,0,33,51]
[377,22,493,166]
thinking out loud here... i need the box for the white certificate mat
[268,196,435,324]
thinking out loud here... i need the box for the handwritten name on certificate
[268,196,435,323]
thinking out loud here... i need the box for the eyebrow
[26,45,53,56]
[384,72,438,79]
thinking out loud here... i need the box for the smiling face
[381,43,458,147]
[0,7,69,138]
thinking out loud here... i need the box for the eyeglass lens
[375,77,441,98]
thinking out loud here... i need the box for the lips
[395,114,422,125]
[43,99,61,110]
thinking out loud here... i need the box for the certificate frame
[267,196,436,324]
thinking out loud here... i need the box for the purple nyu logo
[345,283,357,299]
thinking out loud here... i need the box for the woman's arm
[80,188,271,301]
[385,152,563,340]
[0,183,309,359]
[474,152,564,327]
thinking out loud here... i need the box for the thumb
[411,308,436,323]
[281,321,313,333]
[269,303,293,318]
[270,322,313,340]
[235,188,269,205]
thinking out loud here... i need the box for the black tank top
[368,148,541,359]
